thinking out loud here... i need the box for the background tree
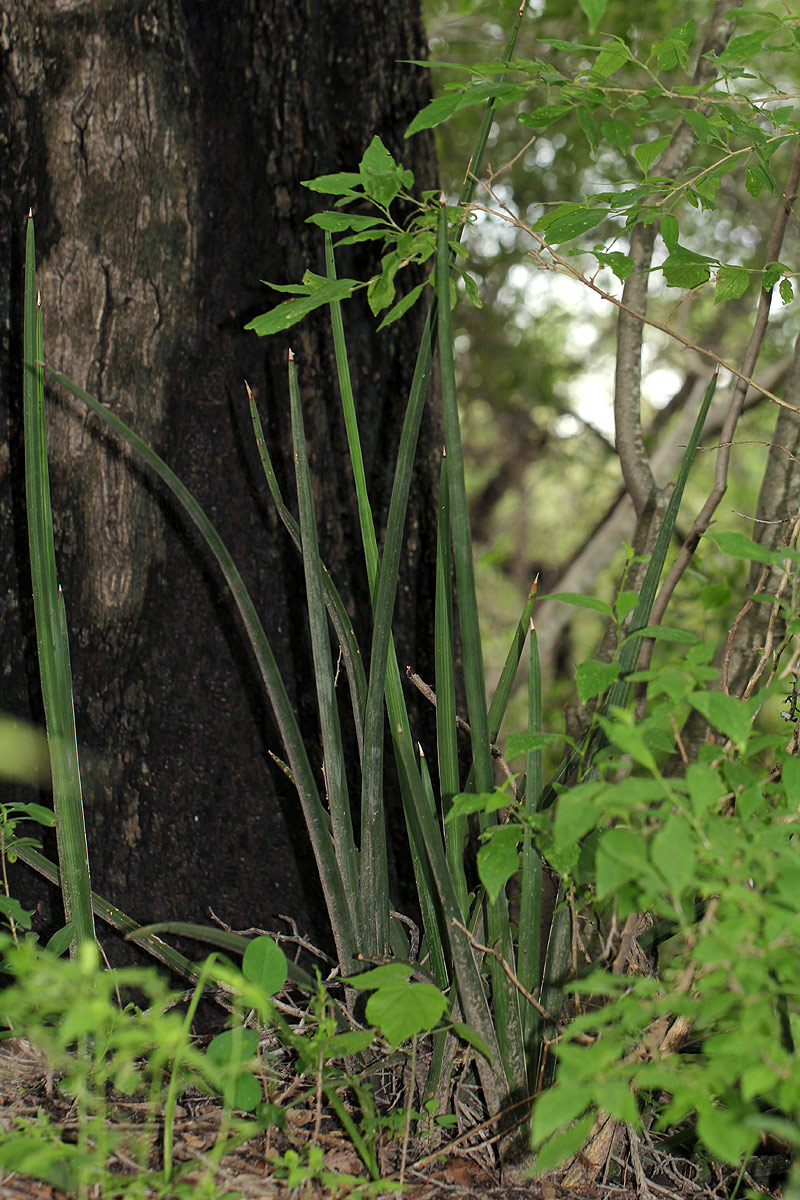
[0,0,439,947]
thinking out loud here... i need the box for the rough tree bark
[0,0,440,950]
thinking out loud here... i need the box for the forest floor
[0,1032,778,1200]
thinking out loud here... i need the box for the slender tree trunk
[0,0,439,949]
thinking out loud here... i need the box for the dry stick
[404,667,521,798]
[451,918,558,1025]
[644,139,800,639]
[471,187,797,415]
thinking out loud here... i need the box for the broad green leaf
[599,718,659,773]
[532,1082,593,1145]
[517,104,572,129]
[366,980,447,1047]
[634,135,671,175]
[544,207,609,244]
[763,261,786,291]
[594,250,633,282]
[780,277,794,304]
[245,278,359,335]
[320,1029,376,1059]
[245,278,357,336]
[653,19,694,70]
[615,590,638,622]
[661,213,679,250]
[406,82,523,137]
[206,1027,260,1067]
[242,935,288,997]
[703,529,777,564]
[591,45,628,78]
[622,624,701,644]
[715,265,749,304]
[576,659,620,704]
[532,1114,596,1174]
[344,962,412,990]
[718,30,769,65]
[661,246,715,289]
[446,790,510,820]
[543,592,614,617]
[0,715,50,786]
[578,0,606,33]
[577,106,599,153]
[506,731,574,759]
[301,171,362,195]
[596,827,651,899]
[359,135,413,207]
[451,1020,492,1062]
[687,691,755,750]
[376,280,427,330]
[684,109,714,143]
[700,582,731,610]
[306,213,385,233]
[601,118,631,150]
[477,826,520,904]
[696,1103,758,1164]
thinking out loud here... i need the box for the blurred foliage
[420,0,800,732]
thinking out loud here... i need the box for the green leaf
[780,277,794,304]
[703,529,777,563]
[376,280,427,330]
[622,624,701,644]
[320,1029,376,1059]
[451,1020,492,1062]
[544,207,609,245]
[517,104,573,129]
[206,1027,260,1068]
[596,827,651,899]
[653,19,694,71]
[576,660,620,704]
[591,45,628,79]
[366,981,447,1048]
[406,83,523,136]
[661,214,679,251]
[506,731,574,759]
[683,108,714,143]
[634,135,671,175]
[601,118,631,151]
[594,250,633,282]
[344,962,412,990]
[477,826,520,904]
[715,265,749,304]
[306,212,385,233]
[661,246,715,289]
[245,279,360,335]
[578,0,606,32]
[687,691,755,750]
[301,171,362,195]
[718,30,769,65]
[543,591,614,617]
[359,135,413,207]
[445,790,509,820]
[615,589,638,622]
[763,261,786,291]
[242,935,288,998]
[745,162,773,198]
[577,106,599,153]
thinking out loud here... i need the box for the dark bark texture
[0,0,439,950]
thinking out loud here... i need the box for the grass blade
[435,451,468,918]
[23,213,94,954]
[43,364,357,968]
[520,616,544,1075]
[247,382,366,759]
[437,201,525,1091]
[287,351,360,911]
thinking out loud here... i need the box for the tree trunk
[0,0,439,952]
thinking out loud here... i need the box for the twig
[405,667,521,798]
[451,917,565,1027]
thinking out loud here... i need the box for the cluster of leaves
[455,527,800,1182]
[414,7,800,299]
[0,929,468,1194]
[245,134,476,336]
